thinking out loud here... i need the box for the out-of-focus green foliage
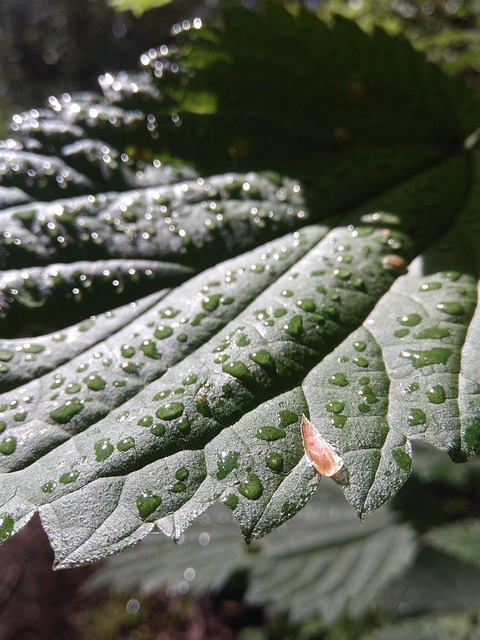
[108,0,172,16]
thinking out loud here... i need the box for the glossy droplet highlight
[408,408,427,426]
[398,313,422,327]
[0,436,16,455]
[265,452,284,472]
[328,373,349,386]
[301,415,343,476]
[94,438,114,461]
[156,403,184,420]
[436,302,464,316]
[50,398,83,424]
[325,401,344,414]
[136,492,162,519]
[353,341,367,352]
[238,474,263,500]
[427,385,446,404]
[401,347,451,368]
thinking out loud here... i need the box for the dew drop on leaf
[0,436,16,455]
[427,385,446,404]
[328,373,349,386]
[256,426,286,441]
[94,438,114,461]
[136,492,162,519]
[238,474,263,500]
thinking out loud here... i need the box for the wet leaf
[0,4,479,566]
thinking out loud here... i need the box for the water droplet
[394,328,410,338]
[296,299,316,312]
[183,374,198,386]
[406,382,420,393]
[0,350,13,362]
[265,452,284,472]
[442,270,462,281]
[50,398,83,424]
[427,385,446,404]
[401,347,451,368]
[175,467,189,481]
[140,340,162,359]
[202,294,222,311]
[238,474,263,500]
[436,302,464,316]
[392,449,412,472]
[59,470,79,484]
[84,374,107,391]
[222,361,254,383]
[328,373,349,386]
[176,333,188,343]
[325,401,344,414]
[358,385,378,404]
[66,383,82,395]
[358,403,371,413]
[0,436,16,455]
[249,350,275,369]
[420,282,441,291]
[137,415,153,428]
[284,315,303,338]
[398,313,422,327]
[256,426,286,441]
[408,408,427,426]
[274,308,287,318]
[156,403,184,420]
[216,450,240,480]
[155,325,173,339]
[353,341,367,352]
[223,493,239,509]
[353,357,369,368]
[235,334,251,347]
[121,344,136,358]
[136,491,162,519]
[177,417,191,433]
[281,289,294,297]
[0,515,14,542]
[117,437,135,451]
[94,438,114,461]
[170,481,187,493]
[41,481,56,494]
[151,423,166,436]
[334,267,351,280]
[331,414,347,427]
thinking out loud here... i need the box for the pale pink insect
[301,415,344,477]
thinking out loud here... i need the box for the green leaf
[0,4,479,566]
[425,520,480,568]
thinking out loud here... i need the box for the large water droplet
[284,315,303,338]
[0,436,16,455]
[325,401,344,414]
[238,474,263,500]
[117,437,135,451]
[136,491,162,519]
[427,385,446,404]
[84,374,107,391]
[436,302,464,316]
[222,361,254,383]
[256,426,286,441]
[401,347,451,368]
[392,449,412,472]
[265,452,284,472]
[156,403,185,420]
[408,408,427,426]
[328,373,349,386]
[94,438,114,461]
[398,313,422,327]
[414,327,450,340]
[50,398,83,423]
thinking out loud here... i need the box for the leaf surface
[0,4,479,566]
